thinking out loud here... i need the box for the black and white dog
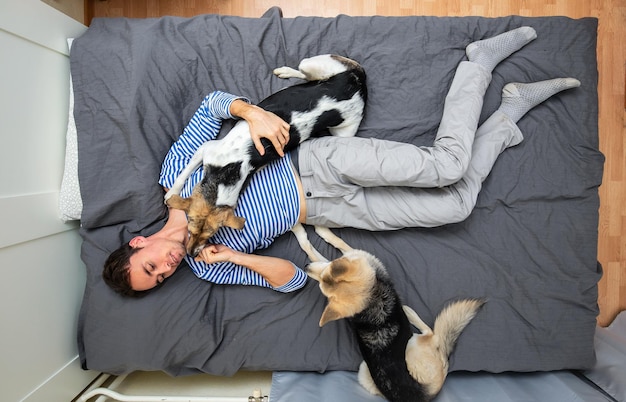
[165,55,367,256]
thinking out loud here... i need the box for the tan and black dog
[164,55,367,257]
[295,224,484,402]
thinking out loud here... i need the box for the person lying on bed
[103,27,581,297]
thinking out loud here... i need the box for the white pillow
[59,38,83,222]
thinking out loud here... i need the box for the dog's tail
[433,298,485,359]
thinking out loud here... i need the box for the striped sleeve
[159,91,250,190]
[185,258,307,293]
[274,265,308,292]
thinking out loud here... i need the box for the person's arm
[159,91,243,190]
[230,99,290,157]
[195,244,307,291]
[160,92,291,191]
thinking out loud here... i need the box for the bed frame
[78,373,267,401]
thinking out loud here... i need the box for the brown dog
[296,224,484,402]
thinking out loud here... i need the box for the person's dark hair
[102,242,143,297]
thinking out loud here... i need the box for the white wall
[0,1,97,401]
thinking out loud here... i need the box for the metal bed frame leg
[76,373,269,402]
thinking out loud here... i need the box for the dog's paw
[273,66,306,80]
[164,188,182,204]
[357,362,382,396]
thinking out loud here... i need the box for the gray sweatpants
[297,61,523,230]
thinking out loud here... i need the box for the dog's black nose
[189,246,201,259]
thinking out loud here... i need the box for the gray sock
[466,26,537,72]
[498,78,581,123]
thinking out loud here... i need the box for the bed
[68,6,604,383]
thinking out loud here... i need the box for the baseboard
[21,356,99,402]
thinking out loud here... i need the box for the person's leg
[305,78,580,230]
[434,26,538,185]
[299,27,536,195]
[297,61,490,194]
[452,78,582,209]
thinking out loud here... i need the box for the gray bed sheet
[271,370,613,402]
[271,312,626,402]
[73,8,603,376]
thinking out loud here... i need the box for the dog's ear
[319,304,345,326]
[220,208,246,230]
[166,195,191,212]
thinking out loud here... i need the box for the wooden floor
[86,0,626,326]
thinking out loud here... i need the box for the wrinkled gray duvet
[73,7,603,376]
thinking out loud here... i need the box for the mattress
[71,8,603,376]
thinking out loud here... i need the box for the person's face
[127,236,186,291]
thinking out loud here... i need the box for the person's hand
[247,107,291,156]
[195,243,297,288]
[231,100,290,156]
[194,243,238,264]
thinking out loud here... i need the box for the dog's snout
[186,241,202,258]
[192,245,205,259]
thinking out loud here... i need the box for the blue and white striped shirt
[159,91,307,292]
